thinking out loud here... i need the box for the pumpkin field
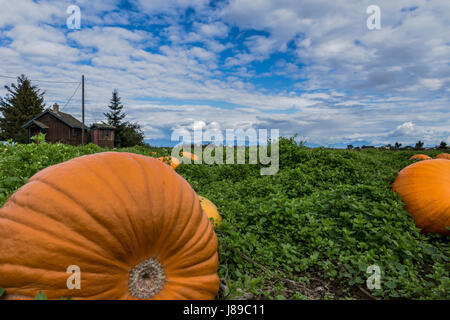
[0,137,448,300]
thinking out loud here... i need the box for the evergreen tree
[104,90,144,147]
[104,89,126,128]
[0,75,45,143]
[438,141,447,149]
[104,89,127,147]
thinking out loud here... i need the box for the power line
[0,74,80,84]
[60,82,82,112]
[0,73,102,125]
[84,84,102,124]
[0,74,83,114]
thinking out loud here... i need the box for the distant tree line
[0,75,145,147]
[347,140,447,151]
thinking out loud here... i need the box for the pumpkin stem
[128,258,165,299]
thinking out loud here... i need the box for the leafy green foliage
[34,291,48,300]
[177,138,449,299]
[30,132,46,145]
[34,291,47,300]
[0,137,448,300]
[118,121,145,147]
[0,287,70,300]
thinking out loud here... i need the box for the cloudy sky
[0,0,448,147]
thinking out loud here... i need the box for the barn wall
[35,113,88,146]
[91,129,115,148]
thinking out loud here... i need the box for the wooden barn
[22,104,117,148]
[22,104,89,146]
[91,123,116,148]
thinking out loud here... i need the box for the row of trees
[0,75,144,147]
[388,140,447,149]
[347,141,448,150]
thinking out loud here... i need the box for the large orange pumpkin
[435,153,450,160]
[392,159,450,235]
[409,154,431,161]
[0,152,219,299]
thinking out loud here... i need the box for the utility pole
[82,74,85,146]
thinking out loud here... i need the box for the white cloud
[68,27,154,55]
[194,22,229,38]
[420,78,444,91]
[135,0,209,15]
[189,46,216,61]
[0,0,59,28]
[390,122,417,137]
[244,35,278,56]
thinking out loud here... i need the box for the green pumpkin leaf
[34,291,48,300]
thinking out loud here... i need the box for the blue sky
[0,0,449,147]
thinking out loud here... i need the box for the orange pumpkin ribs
[0,152,219,300]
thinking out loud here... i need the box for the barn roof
[22,108,88,130]
[30,120,49,129]
[91,123,116,130]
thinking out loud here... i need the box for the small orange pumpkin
[157,156,180,169]
[198,196,222,228]
[0,152,219,299]
[392,159,450,235]
[409,154,431,161]
[181,151,199,161]
[435,153,450,160]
